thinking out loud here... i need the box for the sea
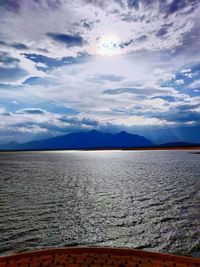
[0,150,200,257]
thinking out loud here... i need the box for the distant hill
[158,142,200,148]
[0,130,154,151]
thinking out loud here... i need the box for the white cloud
[0,0,200,142]
[180,68,191,73]
[0,107,6,114]
[175,79,184,85]
[188,79,200,89]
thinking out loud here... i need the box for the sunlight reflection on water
[0,150,200,257]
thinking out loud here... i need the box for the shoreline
[0,146,200,153]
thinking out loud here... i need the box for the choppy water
[0,150,200,257]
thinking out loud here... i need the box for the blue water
[0,150,200,257]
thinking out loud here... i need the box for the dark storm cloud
[46,32,85,47]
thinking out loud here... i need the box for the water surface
[0,150,200,257]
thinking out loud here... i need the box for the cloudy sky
[0,0,200,144]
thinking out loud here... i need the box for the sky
[0,0,200,144]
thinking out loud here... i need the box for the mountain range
[0,130,199,151]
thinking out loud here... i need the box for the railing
[0,247,200,267]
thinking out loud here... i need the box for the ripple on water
[0,150,200,256]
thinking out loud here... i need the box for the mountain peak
[89,129,101,134]
[118,131,128,135]
[0,130,154,150]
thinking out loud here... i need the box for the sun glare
[98,34,121,56]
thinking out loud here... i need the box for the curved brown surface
[0,247,200,267]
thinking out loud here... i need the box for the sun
[98,34,121,56]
